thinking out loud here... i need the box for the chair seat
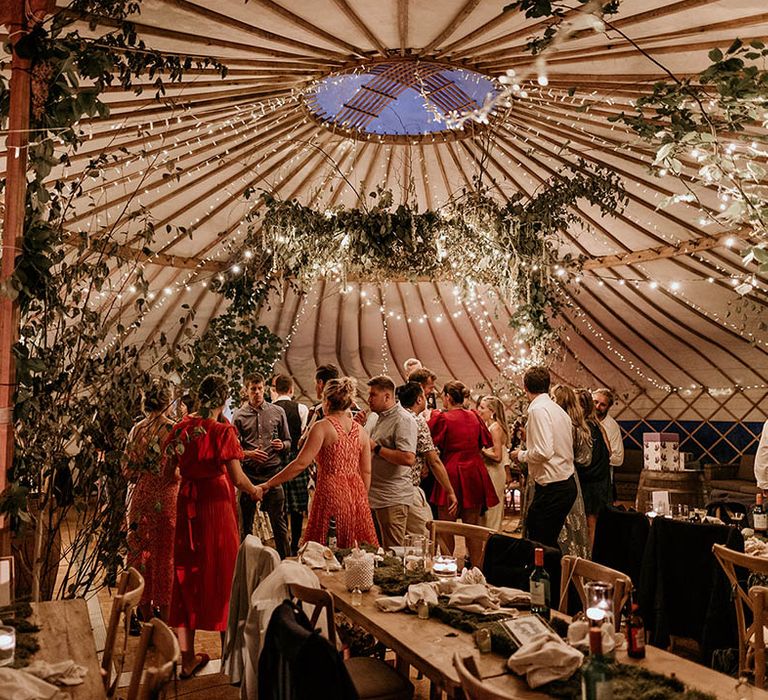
[345,656,414,700]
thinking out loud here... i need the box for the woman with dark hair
[124,380,177,623]
[263,377,378,548]
[428,381,498,563]
[165,375,263,678]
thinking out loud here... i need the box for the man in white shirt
[593,388,624,501]
[510,366,577,549]
[754,420,768,492]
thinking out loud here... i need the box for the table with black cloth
[638,516,743,667]
[591,506,650,592]
[481,533,562,597]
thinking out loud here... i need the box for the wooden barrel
[635,469,707,511]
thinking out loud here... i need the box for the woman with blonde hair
[263,377,379,548]
[476,395,511,531]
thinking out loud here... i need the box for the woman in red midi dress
[263,377,379,549]
[428,380,499,565]
[124,381,178,623]
[165,375,264,678]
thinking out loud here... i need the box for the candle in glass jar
[431,555,457,577]
[0,626,15,667]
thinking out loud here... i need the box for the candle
[432,555,458,577]
[0,626,15,667]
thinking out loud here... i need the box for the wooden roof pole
[0,0,54,553]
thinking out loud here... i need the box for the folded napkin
[23,660,88,686]
[375,582,440,612]
[447,583,500,613]
[567,620,624,654]
[507,632,584,688]
[298,541,342,571]
[492,587,531,607]
[459,567,487,585]
[0,668,59,700]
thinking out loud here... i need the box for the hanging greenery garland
[240,160,626,356]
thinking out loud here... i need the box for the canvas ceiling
[5,0,768,421]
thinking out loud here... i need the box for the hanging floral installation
[235,160,627,357]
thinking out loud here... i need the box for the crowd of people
[123,360,624,678]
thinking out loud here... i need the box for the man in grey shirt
[367,375,418,548]
[233,373,291,558]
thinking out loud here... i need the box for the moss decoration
[0,603,40,667]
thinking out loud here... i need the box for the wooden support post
[0,0,54,555]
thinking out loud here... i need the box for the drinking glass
[403,534,427,572]
[584,581,614,628]
[0,626,15,667]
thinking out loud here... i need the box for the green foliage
[0,0,236,599]
[609,38,768,271]
[251,162,626,355]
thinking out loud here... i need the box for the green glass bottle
[582,627,613,700]
[529,547,550,620]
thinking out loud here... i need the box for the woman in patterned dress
[263,377,379,549]
[124,380,178,623]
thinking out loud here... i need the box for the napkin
[447,583,500,613]
[374,596,407,612]
[23,660,88,686]
[405,582,439,610]
[459,567,487,585]
[507,632,584,688]
[0,668,59,699]
[492,587,531,607]
[298,541,342,571]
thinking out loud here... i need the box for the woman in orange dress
[263,377,378,549]
[165,375,264,678]
[429,380,498,564]
[124,380,178,623]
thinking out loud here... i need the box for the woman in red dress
[263,377,378,549]
[429,380,499,564]
[124,380,178,623]
[165,375,263,678]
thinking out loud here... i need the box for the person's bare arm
[481,423,504,462]
[264,422,326,490]
[359,430,372,492]
[226,459,263,501]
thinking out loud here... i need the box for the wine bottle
[754,493,767,534]
[582,627,613,700]
[327,515,337,550]
[626,602,646,659]
[529,547,550,620]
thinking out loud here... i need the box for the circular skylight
[304,60,499,142]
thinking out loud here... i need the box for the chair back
[750,585,768,689]
[706,501,748,526]
[712,543,768,678]
[102,567,145,697]
[125,618,180,700]
[428,520,493,568]
[559,556,632,631]
[288,582,336,646]
[453,653,515,700]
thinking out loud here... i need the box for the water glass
[0,626,15,667]
[403,534,427,572]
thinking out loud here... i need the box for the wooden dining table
[28,599,106,699]
[317,570,768,700]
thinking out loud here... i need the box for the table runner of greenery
[0,603,40,668]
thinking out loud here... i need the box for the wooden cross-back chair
[289,583,414,700]
[427,520,494,570]
[101,567,145,697]
[453,653,517,700]
[558,555,632,631]
[125,618,180,700]
[713,543,768,680]
[750,585,768,689]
